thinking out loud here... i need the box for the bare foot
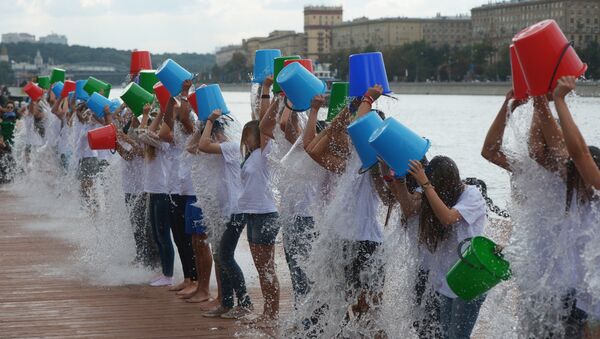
[250,315,279,329]
[199,298,221,311]
[185,291,212,304]
[176,283,198,296]
[168,280,189,292]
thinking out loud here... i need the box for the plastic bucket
[348,52,391,97]
[195,84,230,121]
[347,110,384,173]
[138,70,159,94]
[327,82,350,122]
[23,82,44,101]
[156,58,193,97]
[120,82,154,117]
[87,124,117,150]
[153,82,170,113]
[75,80,89,101]
[87,92,112,118]
[60,80,76,98]
[84,77,111,97]
[188,91,198,115]
[110,98,121,113]
[130,50,152,75]
[512,19,587,96]
[368,117,430,177]
[50,68,65,84]
[51,81,64,99]
[446,236,511,301]
[273,55,301,93]
[37,76,51,90]
[283,59,314,73]
[252,49,282,84]
[510,45,528,100]
[277,62,327,112]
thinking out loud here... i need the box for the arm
[370,166,395,207]
[140,105,150,129]
[379,161,421,218]
[528,97,548,167]
[259,97,279,139]
[198,110,223,154]
[303,95,325,150]
[158,98,175,142]
[258,77,274,121]
[115,131,136,161]
[532,96,569,175]
[284,111,302,145]
[553,76,600,190]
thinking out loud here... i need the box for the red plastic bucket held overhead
[87,124,117,150]
[153,82,170,113]
[60,80,76,98]
[130,50,152,75]
[23,82,44,101]
[512,19,587,96]
[188,91,199,115]
[283,59,314,73]
[509,45,528,100]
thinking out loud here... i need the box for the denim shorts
[185,196,206,235]
[77,157,100,180]
[245,212,280,245]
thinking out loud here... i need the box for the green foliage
[209,52,252,83]
[0,62,15,84]
[579,41,600,80]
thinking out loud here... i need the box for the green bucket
[1,121,16,145]
[37,76,51,90]
[327,82,350,122]
[120,82,154,117]
[138,70,159,94]
[84,77,111,98]
[273,55,301,93]
[50,68,65,84]
[446,236,511,301]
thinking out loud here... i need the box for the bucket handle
[547,41,574,92]
[283,96,308,113]
[457,237,510,281]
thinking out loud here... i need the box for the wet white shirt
[75,121,98,159]
[217,141,243,217]
[420,185,486,299]
[143,141,170,194]
[238,141,277,214]
[119,143,144,195]
[175,120,196,196]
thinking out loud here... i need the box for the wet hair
[212,120,226,138]
[240,120,260,159]
[406,156,429,194]
[419,156,464,252]
[566,145,600,211]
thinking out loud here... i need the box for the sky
[0,0,488,54]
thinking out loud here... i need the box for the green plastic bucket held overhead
[273,55,301,93]
[120,82,154,117]
[327,82,350,122]
[84,77,111,98]
[446,236,511,301]
[138,70,159,94]
[50,68,65,84]
[37,76,51,90]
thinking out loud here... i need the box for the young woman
[138,104,174,287]
[193,109,254,319]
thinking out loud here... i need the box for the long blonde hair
[240,120,260,160]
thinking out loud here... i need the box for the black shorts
[342,240,384,296]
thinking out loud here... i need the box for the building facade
[422,15,472,47]
[39,33,68,45]
[1,33,35,44]
[472,0,600,48]
[304,6,343,61]
[242,37,263,66]
[258,30,306,57]
[215,44,244,66]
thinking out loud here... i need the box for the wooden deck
[0,191,290,338]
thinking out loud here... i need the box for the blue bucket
[109,98,121,112]
[369,117,430,177]
[156,58,193,97]
[75,80,89,101]
[51,81,64,99]
[87,92,112,118]
[347,110,384,173]
[252,49,281,83]
[195,84,230,121]
[276,62,327,112]
[348,52,391,97]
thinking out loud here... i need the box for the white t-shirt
[419,185,486,298]
[143,141,170,194]
[57,118,71,156]
[23,114,44,147]
[176,121,195,196]
[75,121,98,159]
[332,156,383,243]
[574,202,599,316]
[119,143,144,195]
[217,141,243,217]
[238,141,277,214]
[44,112,62,148]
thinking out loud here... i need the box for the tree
[0,62,15,85]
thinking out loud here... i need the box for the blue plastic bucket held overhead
[347,110,384,173]
[109,98,121,113]
[252,49,281,84]
[51,81,64,99]
[75,80,89,101]
[156,59,193,97]
[348,52,391,97]
[87,92,112,119]
[195,84,230,122]
[276,62,327,112]
[368,117,430,177]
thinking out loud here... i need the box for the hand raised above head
[553,76,577,99]
[208,109,222,122]
[262,75,274,89]
[407,160,428,186]
[311,95,326,110]
[365,84,384,101]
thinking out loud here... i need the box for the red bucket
[87,124,117,150]
[23,82,43,101]
[510,45,528,100]
[61,80,76,98]
[188,91,199,115]
[130,50,152,76]
[153,82,170,113]
[283,59,314,73]
[512,19,587,96]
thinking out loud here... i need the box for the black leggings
[169,194,197,280]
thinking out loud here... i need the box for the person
[138,104,174,287]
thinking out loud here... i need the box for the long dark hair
[419,156,464,252]
[566,145,600,211]
[240,120,260,160]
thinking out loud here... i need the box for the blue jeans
[283,216,316,304]
[439,293,486,339]
[219,214,251,309]
[245,212,280,245]
[148,193,174,277]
